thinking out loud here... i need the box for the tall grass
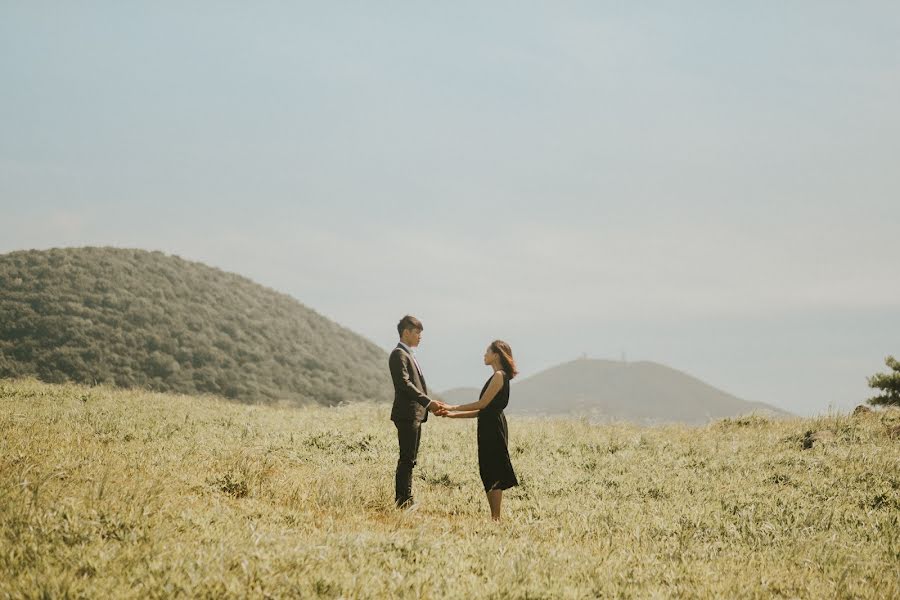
[1,379,898,598]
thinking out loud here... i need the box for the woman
[441,340,519,521]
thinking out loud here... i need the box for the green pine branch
[868,393,900,407]
[885,355,900,373]
[867,373,900,394]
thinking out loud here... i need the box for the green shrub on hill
[868,355,900,407]
[0,247,391,405]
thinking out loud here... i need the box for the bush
[867,356,900,407]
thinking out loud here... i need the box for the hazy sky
[2,2,899,415]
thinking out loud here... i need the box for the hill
[440,359,788,425]
[0,247,391,405]
[1,379,897,598]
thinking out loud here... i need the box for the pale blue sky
[2,2,898,415]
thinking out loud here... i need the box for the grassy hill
[2,378,897,598]
[0,247,391,406]
[441,359,788,425]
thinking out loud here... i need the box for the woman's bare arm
[447,410,480,418]
[450,372,504,412]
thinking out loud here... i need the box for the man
[389,315,447,509]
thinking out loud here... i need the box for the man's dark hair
[397,315,423,337]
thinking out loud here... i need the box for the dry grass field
[1,378,898,598]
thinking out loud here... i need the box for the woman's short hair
[397,315,423,337]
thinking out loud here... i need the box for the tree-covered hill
[0,247,392,405]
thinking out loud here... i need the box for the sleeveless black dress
[477,371,518,493]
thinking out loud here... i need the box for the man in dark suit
[390,315,447,509]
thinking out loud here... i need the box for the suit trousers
[394,420,422,506]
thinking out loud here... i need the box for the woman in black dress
[441,340,519,521]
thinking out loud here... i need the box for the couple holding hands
[389,315,519,521]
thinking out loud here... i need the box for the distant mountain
[439,359,789,425]
[0,247,392,406]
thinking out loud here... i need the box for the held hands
[427,400,461,417]
[428,400,449,414]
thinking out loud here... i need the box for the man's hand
[428,400,448,414]
[436,404,458,417]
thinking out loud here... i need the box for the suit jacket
[389,343,432,423]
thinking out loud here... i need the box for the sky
[2,2,898,416]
